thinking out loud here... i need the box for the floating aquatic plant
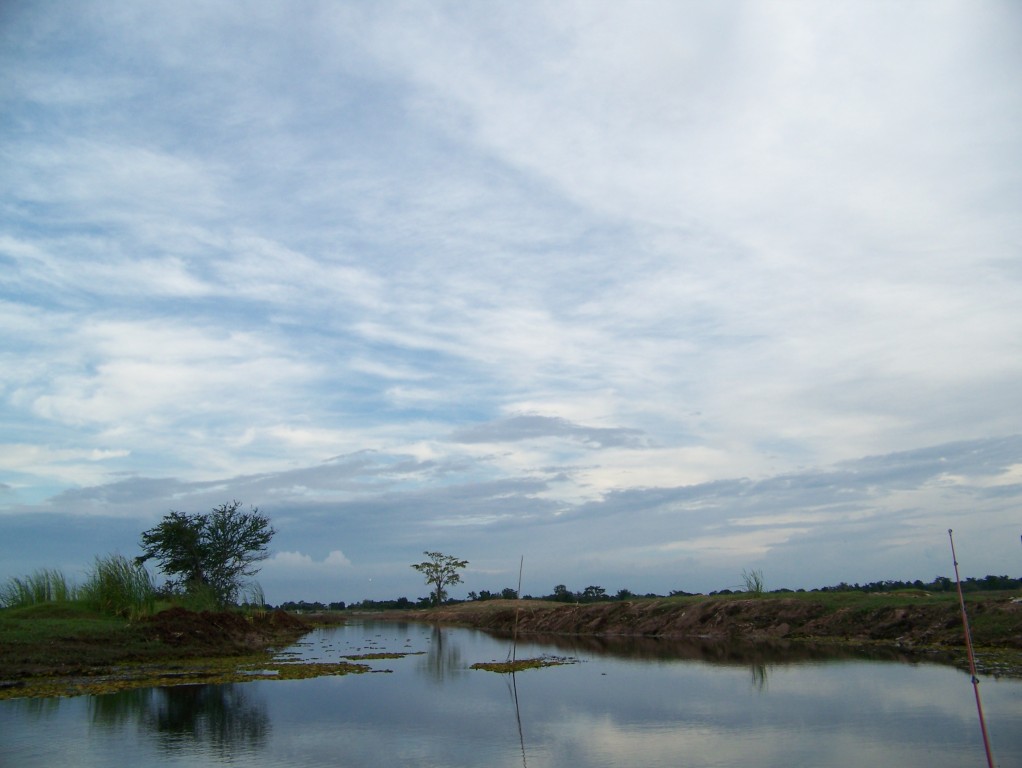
[471,656,577,673]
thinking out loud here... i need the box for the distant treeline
[277,599,348,612]
[277,574,1022,612]
[809,574,1022,594]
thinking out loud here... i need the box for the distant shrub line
[294,574,1022,613]
[6,567,1020,617]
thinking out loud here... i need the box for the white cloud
[323,550,352,567]
[659,528,814,559]
[268,550,352,572]
[9,139,227,228]
[0,443,131,487]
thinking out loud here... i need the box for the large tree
[137,501,274,607]
[411,551,468,606]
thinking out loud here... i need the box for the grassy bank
[0,602,331,700]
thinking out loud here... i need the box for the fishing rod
[948,529,995,768]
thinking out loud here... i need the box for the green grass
[1,557,157,620]
[78,555,156,620]
[0,602,147,676]
[0,569,76,608]
[659,588,968,608]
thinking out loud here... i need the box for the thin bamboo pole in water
[509,555,523,664]
[948,529,996,768]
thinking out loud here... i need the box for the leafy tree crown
[411,551,468,606]
[137,500,274,607]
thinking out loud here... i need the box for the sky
[2,1,1021,605]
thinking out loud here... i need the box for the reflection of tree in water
[89,687,151,727]
[502,631,918,668]
[420,624,465,682]
[148,685,269,755]
[750,663,768,691]
[9,695,62,718]
[88,684,269,756]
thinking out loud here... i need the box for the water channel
[2,619,1020,767]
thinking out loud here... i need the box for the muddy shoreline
[367,595,1022,675]
[396,596,1021,644]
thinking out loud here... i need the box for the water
[2,620,1020,767]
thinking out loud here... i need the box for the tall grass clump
[742,568,765,597]
[240,582,267,615]
[0,569,75,608]
[80,555,156,619]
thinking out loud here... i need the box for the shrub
[173,582,222,612]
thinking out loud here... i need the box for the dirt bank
[141,606,311,653]
[380,594,1022,652]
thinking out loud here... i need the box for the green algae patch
[248,661,371,681]
[471,656,578,673]
[344,651,426,661]
[0,655,372,700]
[948,647,1022,680]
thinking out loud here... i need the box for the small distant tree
[581,585,606,602]
[551,584,574,602]
[137,500,275,608]
[411,551,468,606]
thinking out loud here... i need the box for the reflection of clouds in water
[537,711,893,767]
[512,654,1008,766]
[763,662,969,720]
[534,697,974,768]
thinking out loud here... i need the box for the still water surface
[2,620,1020,767]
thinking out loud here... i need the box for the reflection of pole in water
[499,556,527,766]
[508,670,528,768]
